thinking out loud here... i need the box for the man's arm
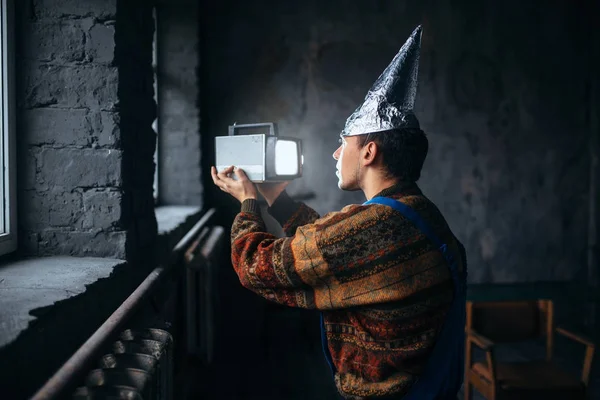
[231,199,451,310]
[266,191,320,236]
[231,197,318,308]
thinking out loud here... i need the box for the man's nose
[332,145,341,160]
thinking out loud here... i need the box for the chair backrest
[467,300,554,352]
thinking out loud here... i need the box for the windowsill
[0,256,138,398]
[155,205,203,236]
[0,256,127,349]
[0,206,203,351]
[0,207,202,349]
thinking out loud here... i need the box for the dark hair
[357,128,428,181]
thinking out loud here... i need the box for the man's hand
[211,166,258,204]
[256,182,290,207]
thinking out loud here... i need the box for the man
[211,25,467,400]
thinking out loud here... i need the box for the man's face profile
[332,135,362,191]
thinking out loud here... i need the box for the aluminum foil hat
[341,25,423,137]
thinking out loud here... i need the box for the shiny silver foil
[342,25,422,137]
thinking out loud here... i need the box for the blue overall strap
[363,196,465,399]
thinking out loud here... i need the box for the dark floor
[181,277,600,400]
[208,305,339,400]
[182,305,600,400]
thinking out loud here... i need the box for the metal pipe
[30,266,166,400]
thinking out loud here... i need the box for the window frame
[0,0,17,256]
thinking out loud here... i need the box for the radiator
[71,328,174,399]
[184,225,225,363]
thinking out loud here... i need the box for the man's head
[333,25,425,192]
[332,128,428,191]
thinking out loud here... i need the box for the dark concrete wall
[201,0,595,284]
[15,0,157,262]
[115,0,158,264]
[156,1,202,206]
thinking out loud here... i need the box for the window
[0,0,17,256]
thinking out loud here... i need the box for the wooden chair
[464,300,595,400]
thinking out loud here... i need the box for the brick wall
[16,0,157,262]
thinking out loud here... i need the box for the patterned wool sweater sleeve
[266,190,320,236]
[231,195,451,310]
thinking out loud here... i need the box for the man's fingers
[210,166,220,184]
[211,166,229,192]
[217,166,236,181]
[233,167,249,180]
[212,166,253,198]
[219,165,235,175]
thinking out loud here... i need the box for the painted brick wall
[15,0,157,262]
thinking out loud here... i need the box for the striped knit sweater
[230,182,467,399]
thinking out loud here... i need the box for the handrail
[30,207,218,400]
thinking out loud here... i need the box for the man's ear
[361,141,378,166]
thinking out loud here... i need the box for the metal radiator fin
[73,329,173,399]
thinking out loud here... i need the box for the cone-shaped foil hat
[341,25,422,136]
